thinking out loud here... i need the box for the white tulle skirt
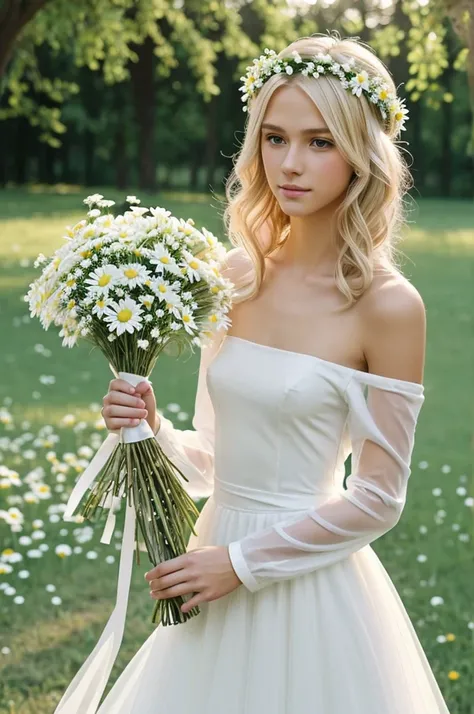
[96,494,450,714]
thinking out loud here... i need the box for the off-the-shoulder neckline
[224,335,425,395]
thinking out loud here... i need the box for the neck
[272,205,340,279]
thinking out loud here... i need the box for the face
[260,84,354,217]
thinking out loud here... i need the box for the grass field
[0,186,473,713]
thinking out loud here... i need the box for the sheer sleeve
[227,373,425,592]
[154,246,253,499]
[154,328,224,499]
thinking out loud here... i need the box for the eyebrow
[261,123,333,135]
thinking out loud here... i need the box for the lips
[279,185,311,198]
[279,185,310,191]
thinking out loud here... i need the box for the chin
[278,202,320,217]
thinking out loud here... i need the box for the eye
[311,138,333,149]
[266,134,285,145]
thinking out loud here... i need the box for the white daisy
[117,263,150,288]
[103,298,143,336]
[139,294,155,310]
[178,306,197,335]
[349,70,370,97]
[92,297,111,317]
[84,265,120,294]
[145,245,183,277]
[150,277,180,305]
[180,251,203,283]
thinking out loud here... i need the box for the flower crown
[239,49,409,137]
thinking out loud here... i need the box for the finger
[150,583,192,600]
[145,555,187,582]
[104,391,146,409]
[134,380,153,397]
[108,378,137,395]
[181,594,203,613]
[148,570,187,592]
[103,404,148,419]
[107,417,143,429]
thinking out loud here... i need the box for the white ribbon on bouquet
[54,371,155,714]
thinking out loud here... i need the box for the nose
[280,143,304,177]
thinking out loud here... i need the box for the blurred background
[0,1,472,713]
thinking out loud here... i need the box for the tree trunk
[0,0,49,82]
[410,100,424,191]
[38,140,55,184]
[130,36,157,192]
[84,129,96,186]
[189,146,201,190]
[205,95,219,189]
[115,123,129,190]
[440,0,474,155]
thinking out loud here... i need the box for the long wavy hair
[223,32,414,310]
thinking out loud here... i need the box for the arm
[228,282,427,592]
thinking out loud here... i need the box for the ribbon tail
[63,432,120,522]
[54,495,136,714]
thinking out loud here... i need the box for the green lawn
[0,186,472,713]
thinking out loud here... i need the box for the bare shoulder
[220,246,254,285]
[359,271,426,384]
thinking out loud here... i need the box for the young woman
[58,32,452,714]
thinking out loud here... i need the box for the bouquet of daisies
[26,193,234,627]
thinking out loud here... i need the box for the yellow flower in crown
[239,48,409,136]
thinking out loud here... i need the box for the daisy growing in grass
[26,194,234,632]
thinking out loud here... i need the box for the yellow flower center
[2,549,14,557]
[134,249,141,257]
[189,260,198,269]
[124,268,138,279]
[66,279,76,287]
[98,274,111,287]
[96,299,105,309]
[448,671,460,680]
[356,73,365,83]
[394,111,403,121]
[183,315,190,323]
[119,231,128,238]
[81,250,92,258]
[158,285,166,293]
[38,485,50,493]
[160,256,169,264]
[0,483,10,489]
[209,314,218,323]
[379,89,388,100]
[67,300,75,310]
[118,308,133,323]
[211,286,219,294]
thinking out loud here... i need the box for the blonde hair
[223,31,414,310]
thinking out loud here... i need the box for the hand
[102,378,158,433]
[145,546,243,613]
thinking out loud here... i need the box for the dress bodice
[208,335,354,504]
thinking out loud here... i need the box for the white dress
[56,250,451,714]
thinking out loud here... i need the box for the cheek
[311,155,352,190]
[261,145,279,180]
